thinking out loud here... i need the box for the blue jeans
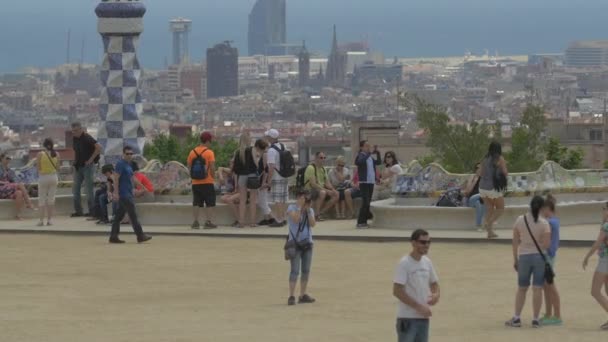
[518,254,546,287]
[73,164,95,214]
[98,193,118,222]
[396,318,429,342]
[289,247,313,282]
[467,194,486,227]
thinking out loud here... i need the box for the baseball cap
[200,131,213,143]
[264,129,279,139]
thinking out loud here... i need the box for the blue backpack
[190,148,208,180]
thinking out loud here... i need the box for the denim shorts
[518,254,545,287]
[396,318,429,342]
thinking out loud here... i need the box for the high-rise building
[248,0,286,56]
[298,41,310,87]
[565,41,608,67]
[325,25,347,87]
[170,18,192,66]
[206,41,238,98]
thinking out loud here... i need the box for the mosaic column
[95,0,146,165]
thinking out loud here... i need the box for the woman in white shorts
[37,138,59,226]
[582,202,608,330]
[479,141,508,239]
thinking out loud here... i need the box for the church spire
[331,25,338,53]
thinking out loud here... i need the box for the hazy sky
[1,0,608,72]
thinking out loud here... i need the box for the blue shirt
[547,217,560,257]
[363,156,375,184]
[115,159,134,199]
[287,204,314,243]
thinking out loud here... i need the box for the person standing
[506,196,551,328]
[393,229,440,342]
[479,141,508,239]
[36,138,60,226]
[255,139,276,226]
[71,122,102,217]
[109,146,151,244]
[287,190,317,306]
[232,132,259,228]
[355,140,381,229]
[541,194,562,326]
[187,132,217,229]
[582,201,608,330]
[265,129,288,227]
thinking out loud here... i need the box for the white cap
[264,129,279,139]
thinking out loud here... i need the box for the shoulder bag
[523,215,555,284]
[44,151,59,172]
[283,210,311,260]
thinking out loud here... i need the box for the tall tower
[298,41,310,87]
[326,25,346,87]
[95,0,147,165]
[170,18,192,66]
[248,0,286,56]
[206,41,239,99]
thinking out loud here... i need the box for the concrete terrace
[0,216,600,246]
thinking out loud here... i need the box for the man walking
[265,129,289,227]
[71,122,102,217]
[187,131,217,229]
[393,229,440,342]
[109,146,151,244]
[354,140,381,228]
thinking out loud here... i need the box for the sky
[1,0,608,72]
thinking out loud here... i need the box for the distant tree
[545,137,584,169]
[416,155,436,168]
[144,133,238,167]
[506,104,546,172]
[414,98,493,173]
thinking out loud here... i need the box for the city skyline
[2,0,608,72]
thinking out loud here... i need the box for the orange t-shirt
[187,146,215,185]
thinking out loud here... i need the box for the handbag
[283,210,311,260]
[246,175,262,190]
[523,215,555,284]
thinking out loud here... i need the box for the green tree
[414,98,492,173]
[545,137,584,169]
[506,104,546,172]
[144,133,238,167]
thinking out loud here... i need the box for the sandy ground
[0,235,607,342]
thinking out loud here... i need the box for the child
[541,194,562,326]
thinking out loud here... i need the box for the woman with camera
[286,190,317,306]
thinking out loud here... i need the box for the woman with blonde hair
[231,132,259,227]
[37,138,60,226]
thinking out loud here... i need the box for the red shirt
[134,172,154,192]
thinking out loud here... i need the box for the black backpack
[190,148,208,180]
[271,144,296,178]
[295,165,310,190]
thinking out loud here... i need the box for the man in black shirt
[71,122,102,217]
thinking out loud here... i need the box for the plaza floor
[1,233,607,342]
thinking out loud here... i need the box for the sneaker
[46,221,53,226]
[269,220,286,228]
[532,320,541,328]
[356,223,369,229]
[287,296,296,306]
[600,321,608,330]
[191,221,200,230]
[298,294,316,304]
[505,317,522,328]
[541,316,562,326]
[204,221,218,229]
[109,237,125,244]
[257,219,270,226]
[70,213,84,218]
[137,235,152,243]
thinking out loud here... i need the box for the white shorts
[479,189,504,199]
[597,257,608,274]
[38,173,58,205]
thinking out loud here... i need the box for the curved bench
[371,198,605,230]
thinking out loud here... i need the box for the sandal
[601,321,608,330]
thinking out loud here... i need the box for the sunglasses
[319,156,326,160]
[337,164,345,167]
[125,153,134,156]
[416,240,432,246]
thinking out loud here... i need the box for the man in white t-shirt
[265,129,288,227]
[393,229,440,342]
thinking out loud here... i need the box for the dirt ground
[0,235,606,342]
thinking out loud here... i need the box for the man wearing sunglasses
[304,152,339,221]
[393,229,440,342]
[109,146,151,244]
